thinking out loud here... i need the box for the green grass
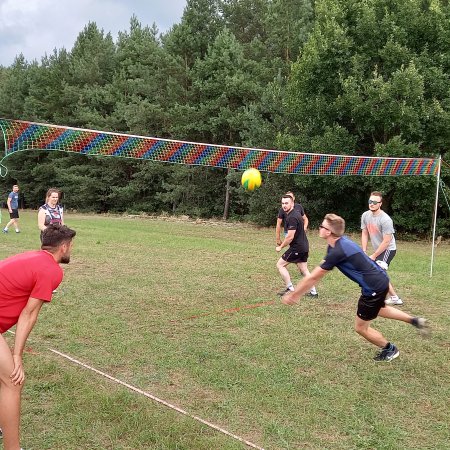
[1,210,449,449]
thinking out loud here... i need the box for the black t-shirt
[285,209,309,252]
[278,203,305,233]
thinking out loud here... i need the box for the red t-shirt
[0,250,63,333]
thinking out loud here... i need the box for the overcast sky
[0,0,187,66]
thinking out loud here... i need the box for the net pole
[430,155,442,277]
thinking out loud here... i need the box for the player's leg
[377,250,402,305]
[296,260,318,297]
[3,218,15,232]
[13,214,20,233]
[354,316,388,347]
[354,290,399,361]
[276,256,294,295]
[378,306,430,335]
[378,305,412,322]
[385,281,402,304]
[0,334,22,450]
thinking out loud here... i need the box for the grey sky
[0,0,187,66]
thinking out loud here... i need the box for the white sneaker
[385,296,403,306]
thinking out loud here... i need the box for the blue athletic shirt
[320,236,389,296]
[8,191,19,209]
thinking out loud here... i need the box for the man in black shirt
[276,191,308,245]
[275,195,318,297]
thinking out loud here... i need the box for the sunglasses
[319,224,331,231]
[368,200,381,205]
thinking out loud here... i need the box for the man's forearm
[13,313,38,356]
[372,236,392,258]
[361,231,369,252]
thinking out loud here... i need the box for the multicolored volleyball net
[0,118,439,177]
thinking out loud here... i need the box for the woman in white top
[38,188,64,240]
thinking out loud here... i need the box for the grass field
[1,210,449,450]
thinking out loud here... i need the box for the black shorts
[282,248,309,263]
[357,287,389,321]
[9,209,19,219]
[376,250,396,268]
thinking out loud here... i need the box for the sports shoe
[277,287,294,296]
[385,296,403,306]
[2,228,7,233]
[0,427,2,438]
[15,229,20,233]
[305,292,319,298]
[412,317,430,337]
[373,344,399,362]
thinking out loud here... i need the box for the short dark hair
[282,194,294,202]
[41,224,76,251]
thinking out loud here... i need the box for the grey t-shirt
[8,191,19,210]
[361,210,396,251]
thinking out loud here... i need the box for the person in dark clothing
[275,195,318,297]
[282,213,429,362]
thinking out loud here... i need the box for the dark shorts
[9,209,19,219]
[282,248,309,263]
[376,249,396,268]
[357,287,389,321]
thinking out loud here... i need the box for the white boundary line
[6,331,264,449]
[48,349,265,449]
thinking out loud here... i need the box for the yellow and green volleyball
[241,168,262,191]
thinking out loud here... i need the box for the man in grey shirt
[361,191,403,305]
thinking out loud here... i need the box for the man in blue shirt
[3,185,20,234]
[282,213,429,362]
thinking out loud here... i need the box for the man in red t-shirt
[0,223,76,450]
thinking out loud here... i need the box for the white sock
[287,282,294,291]
[310,287,317,295]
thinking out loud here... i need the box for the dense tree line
[0,0,449,235]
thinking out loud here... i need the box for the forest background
[0,0,449,235]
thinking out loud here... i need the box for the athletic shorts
[376,250,396,269]
[9,209,19,219]
[357,287,389,321]
[282,248,309,263]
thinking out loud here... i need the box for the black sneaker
[412,317,430,337]
[277,287,293,296]
[373,345,399,362]
[305,292,318,298]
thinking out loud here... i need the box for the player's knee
[354,322,367,335]
[0,377,23,394]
